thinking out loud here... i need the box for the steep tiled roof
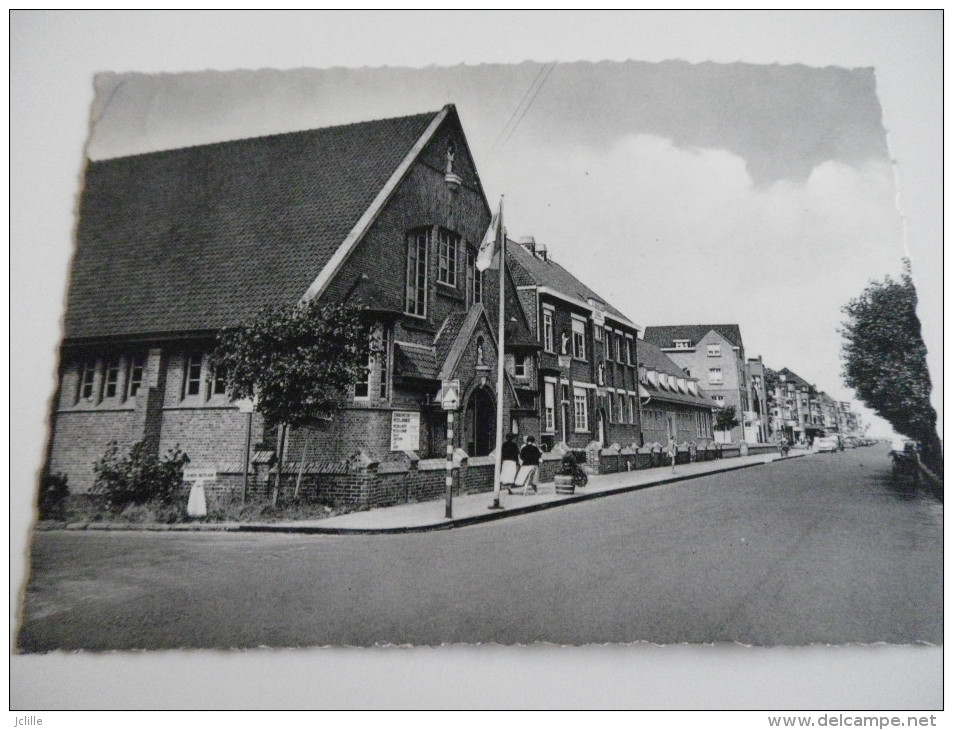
[506,241,634,325]
[394,343,438,380]
[643,324,744,350]
[64,110,442,340]
[778,367,813,390]
[433,310,468,372]
[636,339,716,408]
[483,267,540,350]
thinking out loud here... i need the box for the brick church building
[46,105,538,501]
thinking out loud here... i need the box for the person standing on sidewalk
[501,433,520,494]
[519,436,543,494]
[667,435,678,474]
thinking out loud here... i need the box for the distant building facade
[643,325,750,443]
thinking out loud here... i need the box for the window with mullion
[573,387,589,432]
[543,310,554,353]
[465,247,482,306]
[184,352,203,397]
[102,358,121,399]
[78,361,96,402]
[571,318,586,360]
[544,382,556,432]
[437,229,459,286]
[405,230,429,317]
[126,355,146,398]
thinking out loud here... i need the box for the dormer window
[674,339,692,349]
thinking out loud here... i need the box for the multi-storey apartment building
[643,325,750,443]
[507,239,716,454]
[508,237,644,452]
[746,356,769,443]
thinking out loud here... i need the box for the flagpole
[490,197,506,510]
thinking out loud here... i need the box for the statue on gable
[446,142,456,176]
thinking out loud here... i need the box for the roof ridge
[91,108,445,164]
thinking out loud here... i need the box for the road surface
[17,446,941,651]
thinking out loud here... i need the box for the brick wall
[159,408,262,469]
[47,409,143,492]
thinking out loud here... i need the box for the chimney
[518,236,536,256]
[537,243,548,261]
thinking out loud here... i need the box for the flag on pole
[476,198,503,272]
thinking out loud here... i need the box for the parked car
[815,437,838,453]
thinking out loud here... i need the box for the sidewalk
[238,450,806,535]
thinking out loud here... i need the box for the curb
[234,457,797,535]
[38,454,805,536]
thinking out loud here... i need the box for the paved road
[17,446,942,651]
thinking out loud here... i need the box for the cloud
[493,133,904,406]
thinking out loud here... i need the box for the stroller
[558,453,588,488]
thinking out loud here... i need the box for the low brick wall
[178,438,759,511]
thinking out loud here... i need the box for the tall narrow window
[354,339,371,400]
[617,392,625,423]
[628,394,636,424]
[102,358,120,399]
[544,382,556,432]
[571,317,586,360]
[378,326,390,400]
[615,333,623,363]
[184,353,203,397]
[126,355,146,398]
[209,366,228,397]
[405,230,429,317]
[465,247,482,306]
[607,392,615,423]
[78,361,96,402]
[543,309,554,353]
[573,387,589,432]
[437,229,459,286]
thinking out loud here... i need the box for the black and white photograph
[11,10,943,713]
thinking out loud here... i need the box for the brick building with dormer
[506,237,716,462]
[45,105,538,504]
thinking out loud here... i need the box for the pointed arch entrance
[464,385,496,456]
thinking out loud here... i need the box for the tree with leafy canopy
[210,300,374,504]
[714,405,740,435]
[840,262,941,469]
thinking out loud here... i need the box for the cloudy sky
[87,57,912,436]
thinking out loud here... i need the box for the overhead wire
[489,61,557,159]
